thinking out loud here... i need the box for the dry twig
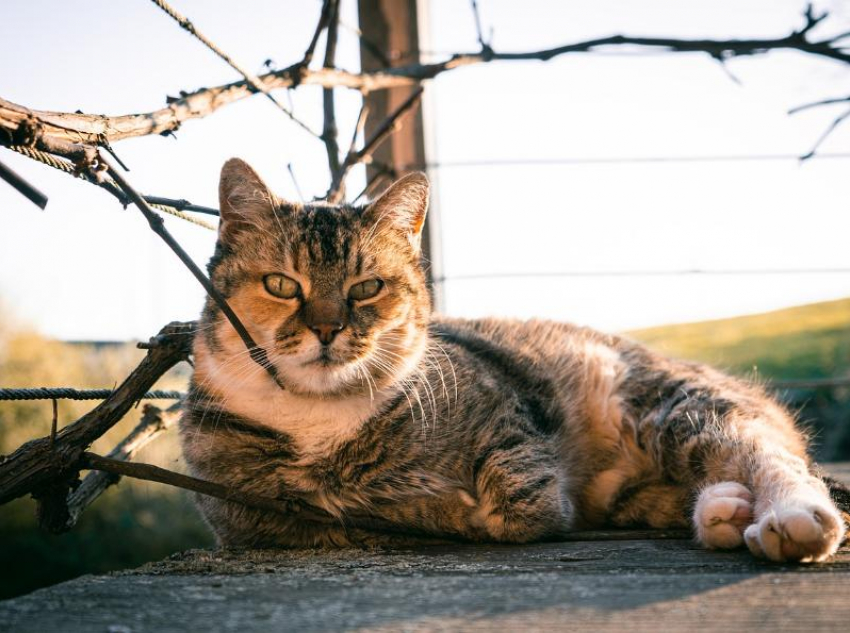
[321,0,344,189]
[64,402,183,530]
[0,322,193,512]
[326,87,423,203]
[149,0,318,137]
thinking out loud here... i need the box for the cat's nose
[310,322,345,345]
[303,298,349,345]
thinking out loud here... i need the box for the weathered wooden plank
[1,540,849,632]
[1,464,849,632]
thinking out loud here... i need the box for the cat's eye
[348,279,384,301]
[263,274,301,299]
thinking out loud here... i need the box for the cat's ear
[218,158,276,241]
[365,172,429,252]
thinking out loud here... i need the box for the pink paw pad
[744,498,845,563]
[694,482,754,549]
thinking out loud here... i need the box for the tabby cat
[180,158,845,562]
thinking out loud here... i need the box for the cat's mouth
[305,347,348,368]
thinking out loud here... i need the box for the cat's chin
[276,357,366,397]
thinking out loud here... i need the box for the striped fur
[180,160,845,561]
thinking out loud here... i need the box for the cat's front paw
[744,495,845,562]
[694,481,753,549]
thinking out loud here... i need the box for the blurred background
[1,0,848,599]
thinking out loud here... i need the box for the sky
[0,0,849,341]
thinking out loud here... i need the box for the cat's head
[196,158,431,397]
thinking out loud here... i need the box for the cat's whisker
[365,355,417,426]
[370,344,439,433]
[428,341,459,410]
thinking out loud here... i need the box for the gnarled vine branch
[2,4,849,177]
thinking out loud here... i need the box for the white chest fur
[193,348,389,456]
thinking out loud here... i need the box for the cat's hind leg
[687,429,844,561]
[642,383,845,561]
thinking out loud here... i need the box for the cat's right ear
[364,172,430,253]
[218,158,276,241]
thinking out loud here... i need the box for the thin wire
[418,152,850,170]
[435,268,850,283]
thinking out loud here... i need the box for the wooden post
[358,0,443,309]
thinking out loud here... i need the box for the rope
[0,388,185,401]
[149,202,216,230]
[149,0,318,137]
[6,145,216,230]
[10,145,76,175]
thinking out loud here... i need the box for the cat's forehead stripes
[292,204,355,263]
[277,204,380,284]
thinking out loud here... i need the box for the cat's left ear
[218,158,276,241]
[364,172,430,252]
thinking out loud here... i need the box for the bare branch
[64,402,182,530]
[148,0,318,137]
[4,8,849,160]
[79,452,462,540]
[81,451,318,520]
[352,166,394,204]
[789,94,850,160]
[4,145,217,228]
[800,105,850,160]
[142,196,218,216]
[321,0,343,190]
[470,0,493,56]
[299,0,335,71]
[348,103,371,159]
[0,321,193,507]
[0,157,48,209]
[326,102,369,202]
[326,87,423,203]
[789,94,850,115]
[286,162,306,202]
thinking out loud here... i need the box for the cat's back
[429,314,628,380]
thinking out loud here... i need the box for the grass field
[628,297,850,463]
[627,297,850,382]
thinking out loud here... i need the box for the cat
[179,158,846,562]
